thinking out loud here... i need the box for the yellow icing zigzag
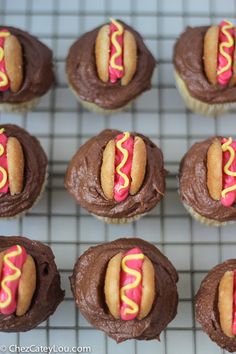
[0,128,5,156]
[0,31,10,38]
[120,252,144,315]
[221,137,236,198]
[115,132,130,192]
[110,18,124,71]
[0,31,10,88]
[0,71,8,88]
[0,245,22,309]
[217,20,234,76]
[0,128,7,189]
[0,166,7,189]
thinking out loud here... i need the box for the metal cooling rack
[0,0,236,353]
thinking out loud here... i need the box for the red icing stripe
[114,133,134,202]
[120,247,144,321]
[0,245,27,315]
[217,21,234,86]
[221,138,236,207]
[109,22,124,83]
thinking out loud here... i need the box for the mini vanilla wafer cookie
[179,136,236,226]
[70,237,178,342]
[0,124,48,218]
[66,19,155,114]
[65,129,166,224]
[174,20,236,116]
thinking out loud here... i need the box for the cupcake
[70,237,178,342]
[173,20,236,116]
[65,129,166,224]
[0,26,54,112]
[0,235,64,332]
[179,136,236,226]
[195,259,236,352]
[0,124,48,218]
[66,18,156,114]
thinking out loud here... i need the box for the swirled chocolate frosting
[70,238,178,342]
[174,26,236,104]
[64,129,166,219]
[195,260,236,352]
[0,26,54,103]
[0,124,47,217]
[66,21,156,109]
[179,137,236,222]
[0,236,64,332]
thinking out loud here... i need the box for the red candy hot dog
[0,245,27,315]
[207,136,236,207]
[204,20,236,87]
[95,19,137,86]
[101,131,147,202]
[0,28,23,93]
[0,244,36,317]
[0,128,24,196]
[104,247,155,321]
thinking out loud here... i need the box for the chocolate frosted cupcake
[0,124,47,218]
[0,26,53,112]
[195,260,236,352]
[0,236,64,332]
[65,129,166,224]
[66,18,156,114]
[70,237,178,342]
[174,20,236,116]
[179,136,236,226]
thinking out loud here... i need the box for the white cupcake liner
[0,97,40,113]
[183,202,235,227]
[67,81,132,115]
[174,70,236,117]
[92,213,146,224]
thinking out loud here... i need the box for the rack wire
[0,0,236,353]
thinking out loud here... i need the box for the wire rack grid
[0,0,236,353]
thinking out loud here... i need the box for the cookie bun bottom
[174,70,235,117]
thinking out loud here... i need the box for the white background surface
[0,0,236,353]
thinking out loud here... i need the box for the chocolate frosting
[66,21,156,109]
[64,129,166,219]
[179,137,236,222]
[0,236,64,332]
[0,26,54,103]
[195,260,236,352]
[173,26,236,104]
[70,238,178,342]
[0,124,47,217]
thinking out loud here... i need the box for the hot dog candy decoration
[0,128,24,195]
[0,244,36,316]
[218,269,236,337]
[0,28,23,93]
[95,18,137,86]
[100,132,147,202]
[207,137,236,206]
[204,20,236,87]
[104,247,155,320]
